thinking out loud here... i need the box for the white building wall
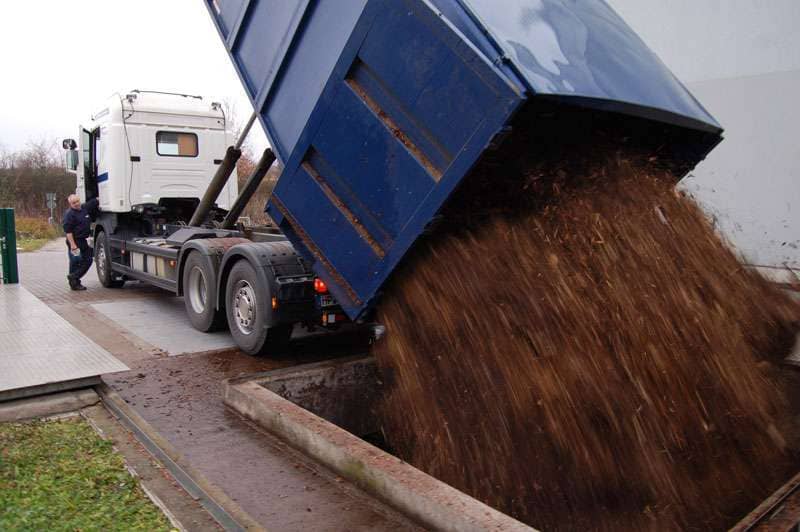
[608,0,800,270]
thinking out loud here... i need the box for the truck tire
[182,251,226,332]
[225,259,292,356]
[95,231,124,288]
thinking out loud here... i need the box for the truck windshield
[156,131,198,157]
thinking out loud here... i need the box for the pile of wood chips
[374,156,800,530]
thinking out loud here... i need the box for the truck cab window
[156,131,198,157]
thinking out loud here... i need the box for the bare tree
[0,137,73,219]
[221,98,256,157]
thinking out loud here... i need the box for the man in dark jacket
[63,194,100,290]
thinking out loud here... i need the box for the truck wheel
[95,231,124,288]
[226,260,292,356]
[183,252,226,332]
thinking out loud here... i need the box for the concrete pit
[223,356,532,532]
[224,352,800,531]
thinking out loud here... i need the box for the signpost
[46,192,56,225]
[0,208,19,284]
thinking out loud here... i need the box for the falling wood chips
[374,157,800,530]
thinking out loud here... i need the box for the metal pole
[188,147,241,227]
[221,148,276,229]
[234,112,258,151]
[188,110,259,227]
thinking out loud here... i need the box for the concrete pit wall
[223,356,534,532]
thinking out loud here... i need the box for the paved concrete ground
[19,240,169,367]
[17,240,417,531]
[0,283,127,400]
[19,239,164,307]
[90,298,330,357]
[92,298,236,356]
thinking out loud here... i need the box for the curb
[0,387,100,422]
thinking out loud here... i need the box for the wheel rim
[187,266,207,314]
[97,240,106,278]
[232,280,256,335]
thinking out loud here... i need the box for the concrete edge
[226,354,374,388]
[96,383,266,532]
[0,376,101,402]
[0,387,100,422]
[223,379,535,532]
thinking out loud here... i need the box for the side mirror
[65,150,79,172]
[62,138,77,150]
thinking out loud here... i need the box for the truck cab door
[77,126,98,202]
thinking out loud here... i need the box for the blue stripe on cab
[97,172,109,183]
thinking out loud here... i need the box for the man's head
[68,194,81,210]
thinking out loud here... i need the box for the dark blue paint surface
[267,0,524,317]
[205,0,723,320]
[455,0,720,130]
[205,0,367,161]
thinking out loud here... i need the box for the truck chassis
[92,211,328,356]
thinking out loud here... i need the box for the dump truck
[63,0,722,357]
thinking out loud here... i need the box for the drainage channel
[97,384,255,532]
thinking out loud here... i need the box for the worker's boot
[68,275,86,291]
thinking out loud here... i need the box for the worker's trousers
[67,239,94,283]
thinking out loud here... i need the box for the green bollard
[0,208,19,284]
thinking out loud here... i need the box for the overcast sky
[0,0,267,153]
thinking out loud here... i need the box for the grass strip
[0,417,172,531]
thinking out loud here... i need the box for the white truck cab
[64,90,237,213]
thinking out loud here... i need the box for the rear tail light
[314,278,328,294]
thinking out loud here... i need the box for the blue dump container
[206,0,723,319]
